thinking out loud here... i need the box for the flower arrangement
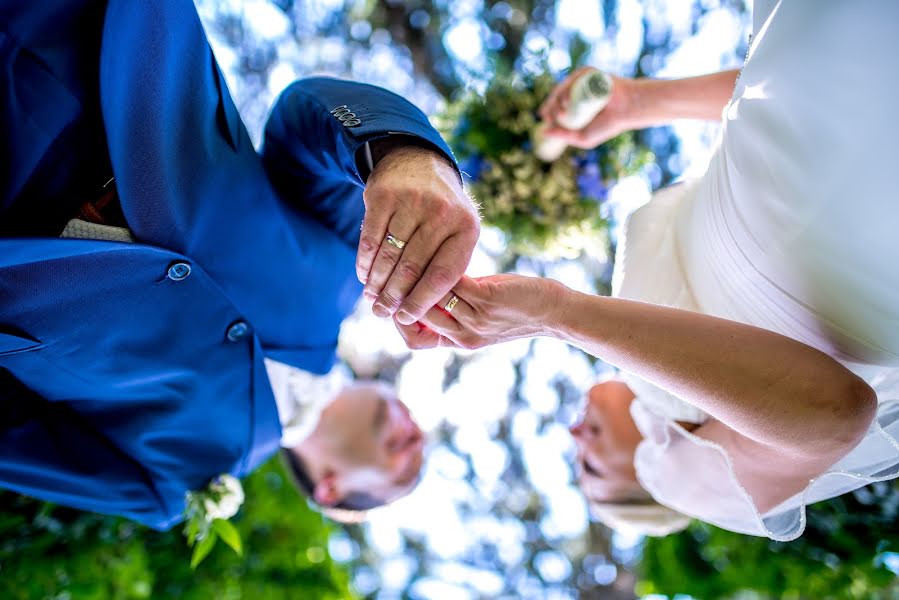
[437,70,652,259]
[183,474,245,568]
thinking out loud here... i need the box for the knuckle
[430,200,451,220]
[377,248,401,267]
[365,186,396,209]
[425,264,455,291]
[359,236,378,254]
[362,186,382,207]
[396,261,424,283]
[378,290,400,310]
[400,297,425,317]
[461,210,480,233]
[458,333,480,350]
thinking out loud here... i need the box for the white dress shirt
[263,358,350,449]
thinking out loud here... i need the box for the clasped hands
[358,68,635,348]
[358,140,564,350]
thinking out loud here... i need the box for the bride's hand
[538,67,638,148]
[393,274,566,350]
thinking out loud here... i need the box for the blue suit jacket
[0,0,457,529]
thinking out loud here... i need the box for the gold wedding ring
[444,294,460,313]
[386,233,406,250]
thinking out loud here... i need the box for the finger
[538,81,559,118]
[558,90,571,114]
[418,303,465,339]
[394,231,476,325]
[539,67,590,121]
[435,289,475,328]
[539,79,573,122]
[356,203,393,285]
[541,125,590,148]
[538,88,561,120]
[418,301,484,350]
[363,215,417,311]
[373,227,441,319]
[394,317,460,350]
[539,74,575,120]
[452,274,481,296]
[393,319,439,350]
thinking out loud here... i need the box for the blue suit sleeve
[260,77,460,248]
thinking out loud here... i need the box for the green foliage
[189,525,219,569]
[438,66,653,259]
[0,458,357,600]
[213,519,243,557]
[637,482,899,600]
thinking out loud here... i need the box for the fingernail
[372,304,391,318]
[363,289,377,301]
[396,310,414,325]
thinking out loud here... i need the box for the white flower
[202,475,245,520]
[217,474,245,502]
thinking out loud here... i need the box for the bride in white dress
[396,0,899,541]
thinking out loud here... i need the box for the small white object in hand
[202,474,245,520]
[534,69,613,162]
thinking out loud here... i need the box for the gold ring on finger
[386,233,407,250]
[444,294,460,313]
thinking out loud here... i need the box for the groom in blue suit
[0,0,479,529]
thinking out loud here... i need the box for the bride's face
[570,381,644,502]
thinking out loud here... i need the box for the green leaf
[190,531,217,569]
[185,518,200,547]
[212,519,243,557]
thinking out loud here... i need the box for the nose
[569,422,586,439]
[386,405,421,454]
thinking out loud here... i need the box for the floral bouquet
[437,70,652,259]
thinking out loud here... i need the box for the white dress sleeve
[631,387,899,542]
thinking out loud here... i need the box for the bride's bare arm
[540,69,739,149]
[551,285,876,461]
[626,70,739,124]
[405,275,877,468]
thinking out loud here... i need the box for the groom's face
[304,382,425,506]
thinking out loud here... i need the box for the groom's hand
[358,140,479,326]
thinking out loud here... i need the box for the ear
[313,473,342,507]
